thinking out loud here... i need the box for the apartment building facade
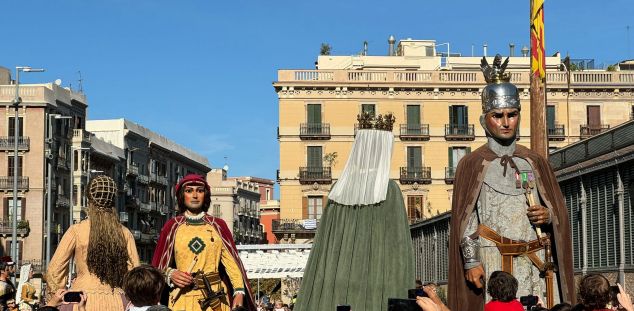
[207,169,265,244]
[86,119,211,262]
[275,39,634,241]
[0,67,88,273]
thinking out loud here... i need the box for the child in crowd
[122,265,167,311]
[484,271,524,311]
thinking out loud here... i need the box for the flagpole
[530,0,548,158]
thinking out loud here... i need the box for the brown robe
[448,144,575,311]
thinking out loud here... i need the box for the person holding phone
[41,289,86,311]
[45,176,140,311]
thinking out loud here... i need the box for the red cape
[152,215,256,311]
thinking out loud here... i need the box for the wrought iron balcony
[580,124,610,138]
[399,167,432,184]
[56,194,70,207]
[445,124,475,141]
[159,204,169,215]
[272,219,319,232]
[299,167,332,184]
[132,230,141,240]
[445,167,456,184]
[399,124,430,140]
[300,123,331,140]
[0,220,29,236]
[0,137,29,151]
[57,156,69,170]
[0,177,29,191]
[137,174,149,184]
[150,173,168,186]
[127,164,139,176]
[139,202,151,213]
[119,212,129,223]
[548,124,566,141]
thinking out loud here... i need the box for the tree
[320,43,331,56]
[323,152,338,168]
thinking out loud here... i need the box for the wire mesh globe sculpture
[87,175,118,208]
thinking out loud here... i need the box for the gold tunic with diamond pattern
[170,221,244,311]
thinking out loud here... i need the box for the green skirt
[294,180,414,311]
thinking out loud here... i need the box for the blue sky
[3,0,633,194]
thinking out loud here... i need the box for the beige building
[0,66,88,274]
[207,169,264,244]
[86,119,211,262]
[274,38,634,238]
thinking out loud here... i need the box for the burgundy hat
[0,256,14,266]
[175,174,210,194]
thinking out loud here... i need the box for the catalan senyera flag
[531,0,545,79]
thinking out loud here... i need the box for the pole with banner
[530,0,548,158]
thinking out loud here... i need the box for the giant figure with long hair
[46,175,140,310]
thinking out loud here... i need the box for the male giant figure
[153,174,255,311]
[448,55,575,311]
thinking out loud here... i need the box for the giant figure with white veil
[294,113,414,311]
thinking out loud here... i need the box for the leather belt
[193,271,221,290]
[477,224,549,275]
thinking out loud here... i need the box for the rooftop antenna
[627,25,631,59]
[77,71,84,93]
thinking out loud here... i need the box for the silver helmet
[480,54,520,113]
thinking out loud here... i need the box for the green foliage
[607,64,618,71]
[17,220,29,230]
[323,152,338,168]
[320,43,331,56]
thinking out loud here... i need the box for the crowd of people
[415,272,634,311]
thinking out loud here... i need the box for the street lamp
[435,42,451,68]
[11,66,44,280]
[45,114,71,267]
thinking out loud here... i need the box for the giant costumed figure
[447,55,575,311]
[152,174,256,311]
[294,113,414,311]
[46,175,140,310]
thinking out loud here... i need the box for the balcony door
[407,195,424,221]
[587,105,601,129]
[407,146,422,177]
[406,105,421,134]
[8,117,23,137]
[307,104,322,134]
[448,147,470,168]
[547,105,556,130]
[307,196,323,220]
[449,105,468,135]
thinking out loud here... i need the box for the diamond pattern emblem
[188,237,206,255]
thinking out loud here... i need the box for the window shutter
[2,198,7,219]
[466,147,471,154]
[547,105,556,129]
[307,147,323,168]
[21,198,25,220]
[448,106,454,125]
[448,147,454,168]
[302,197,308,219]
[407,105,420,125]
[307,104,321,124]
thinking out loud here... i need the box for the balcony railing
[127,164,139,176]
[299,167,332,184]
[159,204,169,215]
[272,219,319,232]
[119,212,129,223]
[19,259,44,274]
[0,220,29,236]
[445,124,475,140]
[399,124,430,140]
[132,230,141,240]
[137,174,149,184]
[56,194,70,207]
[300,123,331,140]
[0,137,29,150]
[445,167,456,184]
[548,124,566,141]
[150,173,169,186]
[277,69,634,88]
[57,156,69,170]
[580,124,610,138]
[399,167,432,184]
[0,177,29,191]
[139,202,151,213]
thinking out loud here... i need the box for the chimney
[388,35,396,56]
[483,43,488,57]
[521,45,530,57]
[509,43,515,57]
